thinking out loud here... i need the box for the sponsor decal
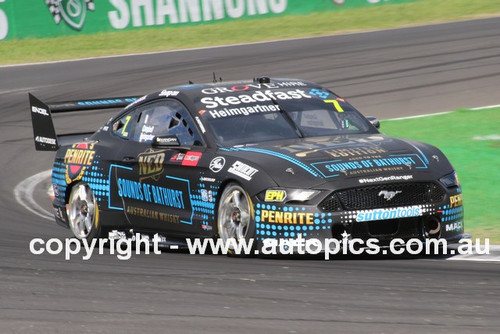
[154,135,179,146]
[77,97,136,107]
[209,157,225,173]
[126,205,180,223]
[309,88,330,99]
[200,177,216,183]
[31,106,49,116]
[378,190,402,201]
[265,190,287,202]
[181,151,202,167]
[200,89,312,109]
[108,0,288,30]
[280,140,387,159]
[201,224,213,231]
[260,210,314,225]
[449,194,463,208]
[228,161,258,181]
[445,221,463,232]
[356,206,422,222]
[118,177,185,209]
[207,104,279,119]
[35,136,57,145]
[359,175,413,184]
[0,3,8,41]
[64,142,96,184]
[45,0,95,30]
[170,153,185,162]
[200,189,214,203]
[125,95,146,109]
[201,82,307,95]
[323,147,387,158]
[138,149,166,181]
[312,154,427,178]
[159,90,179,97]
[110,166,194,224]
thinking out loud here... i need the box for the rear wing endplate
[29,93,141,151]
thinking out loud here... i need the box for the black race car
[30,77,466,252]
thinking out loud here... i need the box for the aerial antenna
[212,72,223,83]
[188,80,194,84]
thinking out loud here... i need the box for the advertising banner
[0,0,419,41]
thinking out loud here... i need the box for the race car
[29,77,466,252]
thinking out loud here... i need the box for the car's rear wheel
[68,182,100,240]
[217,183,255,255]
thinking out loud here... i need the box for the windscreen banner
[0,0,419,41]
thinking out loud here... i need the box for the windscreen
[197,87,375,146]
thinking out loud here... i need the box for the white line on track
[382,104,500,122]
[14,169,53,221]
[470,104,500,110]
[446,246,500,262]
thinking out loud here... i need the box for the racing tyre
[68,182,101,240]
[217,183,256,256]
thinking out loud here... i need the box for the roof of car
[157,77,322,96]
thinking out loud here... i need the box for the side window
[112,113,134,139]
[114,99,202,146]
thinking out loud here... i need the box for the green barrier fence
[0,0,419,41]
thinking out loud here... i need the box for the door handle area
[121,156,137,164]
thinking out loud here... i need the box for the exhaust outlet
[422,216,441,239]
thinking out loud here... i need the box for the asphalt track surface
[1,18,500,333]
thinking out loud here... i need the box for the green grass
[2,0,499,65]
[381,107,500,243]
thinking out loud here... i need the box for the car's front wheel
[217,183,255,255]
[68,182,100,240]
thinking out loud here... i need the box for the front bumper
[252,186,465,245]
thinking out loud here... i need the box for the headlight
[439,171,460,188]
[262,188,321,203]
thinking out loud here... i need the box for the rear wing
[29,93,141,151]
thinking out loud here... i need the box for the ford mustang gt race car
[29,77,466,253]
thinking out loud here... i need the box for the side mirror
[366,116,380,129]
